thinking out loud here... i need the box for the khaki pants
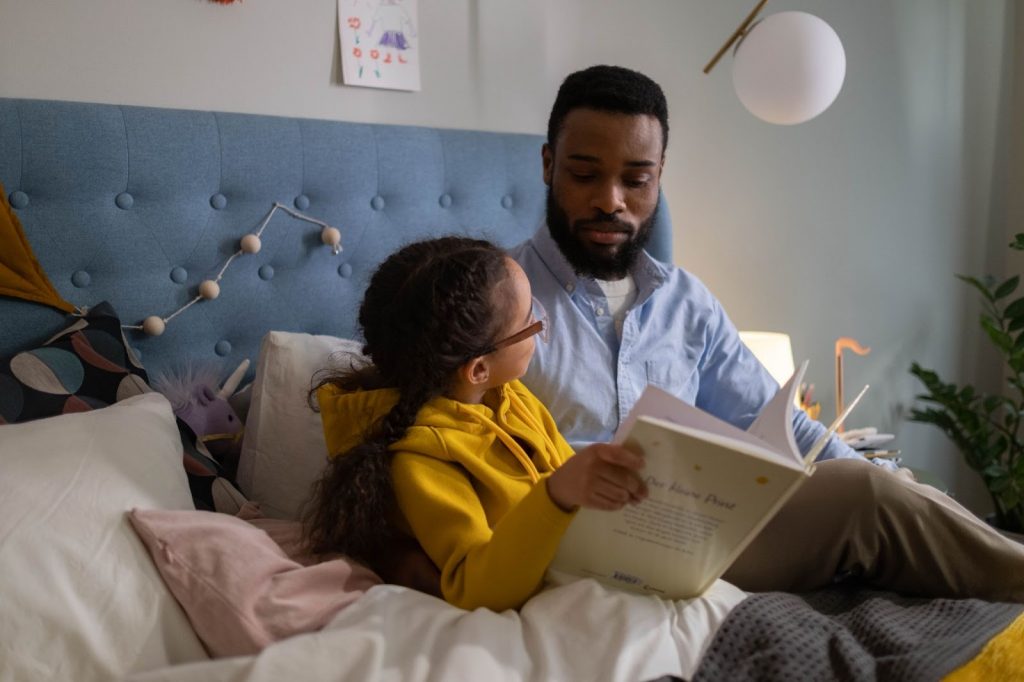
[723,458,1024,602]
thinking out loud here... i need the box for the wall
[0,0,1017,513]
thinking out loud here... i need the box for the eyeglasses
[489,297,549,352]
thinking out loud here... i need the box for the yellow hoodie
[317,379,577,612]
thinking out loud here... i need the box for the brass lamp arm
[702,0,769,74]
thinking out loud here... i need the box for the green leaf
[982,317,1014,352]
[957,274,996,303]
[995,276,1020,300]
[1011,233,1024,251]
[1008,315,1024,332]
[983,395,1003,413]
[1005,297,1024,319]
[1004,411,1018,429]
[985,462,1007,478]
[998,489,1021,511]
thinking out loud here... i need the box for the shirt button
[566,283,574,293]
[596,307,605,316]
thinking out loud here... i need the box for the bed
[0,97,1021,682]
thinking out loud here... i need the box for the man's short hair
[547,65,669,153]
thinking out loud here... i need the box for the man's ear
[542,143,553,186]
[460,356,491,386]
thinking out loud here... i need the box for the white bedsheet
[128,578,746,682]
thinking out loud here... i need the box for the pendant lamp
[704,0,846,125]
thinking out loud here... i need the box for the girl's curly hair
[301,236,511,565]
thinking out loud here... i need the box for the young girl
[303,236,647,612]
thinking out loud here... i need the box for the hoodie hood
[316,379,567,485]
[317,381,520,457]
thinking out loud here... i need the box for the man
[511,65,1024,600]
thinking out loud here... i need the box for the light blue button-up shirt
[510,225,875,466]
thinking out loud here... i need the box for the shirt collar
[529,223,670,294]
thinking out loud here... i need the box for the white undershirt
[595,274,638,338]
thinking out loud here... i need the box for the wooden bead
[142,316,166,336]
[321,226,341,246]
[240,234,262,254]
[199,280,221,300]
[321,226,342,255]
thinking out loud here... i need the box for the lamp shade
[731,11,846,125]
[738,331,796,387]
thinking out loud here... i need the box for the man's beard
[546,187,656,281]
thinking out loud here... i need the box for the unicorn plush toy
[153,359,249,483]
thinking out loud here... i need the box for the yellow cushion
[943,610,1024,681]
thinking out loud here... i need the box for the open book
[547,361,867,599]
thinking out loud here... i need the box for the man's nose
[590,180,626,215]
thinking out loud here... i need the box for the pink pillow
[127,507,382,658]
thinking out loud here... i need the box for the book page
[745,360,807,466]
[551,416,808,599]
[615,385,777,457]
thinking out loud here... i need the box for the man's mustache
[573,217,634,233]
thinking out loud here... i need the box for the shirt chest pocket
[644,359,699,401]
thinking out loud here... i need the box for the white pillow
[0,393,207,681]
[237,331,365,520]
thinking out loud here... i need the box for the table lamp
[738,331,795,387]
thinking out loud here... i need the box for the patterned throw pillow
[0,301,150,424]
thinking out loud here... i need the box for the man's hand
[895,467,917,482]
[546,443,648,512]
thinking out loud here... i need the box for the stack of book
[839,427,900,464]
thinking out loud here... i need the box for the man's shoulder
[509,232,566,288]
[507,237,532,260]
[508,234,542,268]
[643,258,718,306]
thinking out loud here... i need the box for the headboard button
[338,263,353,278]
[71,271,91,288]
[170,267,188,284]
[9,191,29,209]
[371,195,385,211]
[294,195,310,210]
[215,340,232,357]
[210,193,228,210]
[501,195,514,209]
[439,194,452,208]
[115,192,134,209]
[259,265,275,281]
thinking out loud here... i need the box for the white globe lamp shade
[731,11,846,125]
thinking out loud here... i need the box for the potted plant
[909,233,1024,536]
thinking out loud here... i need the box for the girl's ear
[459,356,490,386]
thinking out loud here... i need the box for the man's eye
[625,177,651,188]
[569,172,595,182]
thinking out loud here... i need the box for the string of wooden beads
[128,202,342,337]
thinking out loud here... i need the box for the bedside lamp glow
[738,331,795,387]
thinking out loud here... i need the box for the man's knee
[811,458,893,505]
[813,458,929,535]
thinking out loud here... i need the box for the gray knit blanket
[690,588,1022,681]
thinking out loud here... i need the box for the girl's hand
[546,443,648,512]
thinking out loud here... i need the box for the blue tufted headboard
[0,98,672,378]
